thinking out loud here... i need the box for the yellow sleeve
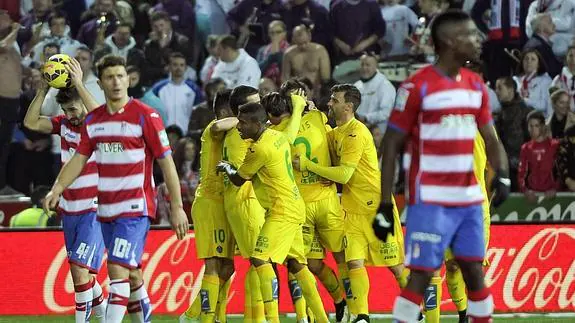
[237,145,267,180]
[301,157,356,184]
[283,94,307,143]
[339,129,364,168]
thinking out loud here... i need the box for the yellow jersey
[329,118,381,215]
[222,128,258,203]
[270,110,337,202]
[194,120,224,200]
[473,134,489,209]
[237,128,305,223]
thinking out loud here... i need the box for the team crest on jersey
[158,130,169,147]
[394,86,410,112]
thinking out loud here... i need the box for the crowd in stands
[2,0,575,225]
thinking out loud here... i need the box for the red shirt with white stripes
[50,115,98,215]
[76,99,171,221]
[390,66,493,206]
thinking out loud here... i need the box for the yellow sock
[294,268,329,323]
[249,266,266,322]
[244,270,253,323]
[396,268,410,289]
[446,268,468,312]
[424,276,443,323]
[317,265,343,303]
[183,291,201,319]
[288,272,308,321]
[199,274,220,323]
[338,263,357,315]
[216,278,231,323]
[349,267,370,316]
[256,264,279,323]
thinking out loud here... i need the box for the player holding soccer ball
[25,57,105,323]
[373,10,510,323]
[44,55,190,323]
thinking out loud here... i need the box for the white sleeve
[525,2,538,38]
[366,79,396,124]
[200,57,211,84]
[406,6,419,28]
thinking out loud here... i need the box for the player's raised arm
[44,152,90,212]
[23,83,54,134]
[283,90,307,143]
[65,57,100,112]
[210,117,239,137]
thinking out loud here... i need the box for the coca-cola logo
[485,228,575,310]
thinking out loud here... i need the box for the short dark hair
[430,9,471,52]
[238,102,268,124]
[261,92,291,117]
[48,11,67,26]
[331,84,361,111]
[230,85,259,116]
[115,22,132,31]
[126,65,140,74]
[218,35,238,50]
[205,77,225,96]
[279,79,308,97]
[497,76,517,93]
[169,52,186,63]
[166,124,184,138]
[55,87,81,105]
[96,55,126,78]
[43,42,60,53]
[150,11,171,23]
[76,45,93,58]
[206,34,219,48]
[526,110,545,125]
[213,89,233,118]
[31,185,51,207]
[516,48,548,76]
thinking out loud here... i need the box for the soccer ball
[42,54,72,89]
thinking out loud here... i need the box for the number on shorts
[75,242,90,260]
[294,137,318,163]
[214,229,226,243]
[284,150,295,181]
[112,238,132,259]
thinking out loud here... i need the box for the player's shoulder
[460,67,485,88]
[345,119,370,140]
[84,105,107,124]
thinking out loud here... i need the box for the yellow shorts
[225,197,265,259]
[344,207,404,267]
[191,196,235,259]
[303,193,345,259]
[445,200,491,266]
[252,216,307,264]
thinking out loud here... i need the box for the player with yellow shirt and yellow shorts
[217,100,329,323]
[294,84,408,323]
[421,135,491,323]
[263,81,347,323]
[180,90,237,323]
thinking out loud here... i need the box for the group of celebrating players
[33,8,511,323]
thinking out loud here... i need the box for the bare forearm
[52,155,88,194]
[380,135,400,204]
[77,83,100,112]
[354,34,378,52]
[486,139,508,172]
[158,156,184,209]
[23,89,50,132]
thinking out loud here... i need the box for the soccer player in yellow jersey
[293,84,407,323]
[217,102,329,323]
[180,91,237,323]
[265,81,348,323]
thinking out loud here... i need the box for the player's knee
[204,257,219,274]
[128,268,143,287]
[219,258,235,281]
[307,259,325,275]
[286,258,305,274]
[332,251,346,264]
[107,263,130,280]
[407,269,434,294]
[445,259,460,273]
[346,259,363,270]
[69,263,91,285]
[249,257,266,268]
[457,260,485,291]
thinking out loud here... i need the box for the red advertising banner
[0,224,574,315]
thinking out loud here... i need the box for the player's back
[245,128,304,222]
[271,110,337,202]
[222,128,257,203]
[195,119,225,200]
[330,118,381,215]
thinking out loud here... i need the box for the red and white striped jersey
[389,66,492,206]
[50,115,98,215]
[76,99,171,221]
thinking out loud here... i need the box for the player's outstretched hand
[170,207,189,240]
[372,202,395,241]
[290,89,307,110]
[216,161,236,175]
[490,169,511,208]
[43,190,61,214]
[64,57,84,89]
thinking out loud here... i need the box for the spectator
[514,49,553,116]
[259,77,278,96]
[126,65,168,124]
[410,0,448,63]
[353,53,396,132]
[379,0,419,58]
[0,16,23,195]
[227,0,284,57]
[524,13,561,78]
[518,111,560,202]
[188,78,227,136]
[166,124,184,151]
[465,60,501,113]
[151,52,204,133]
[9,186,57,227]
[153,0,197,40]
[212,34,261,88]
[282,24,330,97]
[557,123,575,191]
[143,11,193,86]
[257,20,289,87]
[94,22,145,70]
[200,35,220,84]
[551,46,575,111]
[526,0,575,58]
[547,89,575,138]
[330,0,386,64]
[18,0,53,51]
[76,0,119,49]
[30,11,83,63]
[282,0,332,52]
[369,124,383,159]
[495,76,534,191]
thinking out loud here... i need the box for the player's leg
[450,205,492,323]
[216,258,235,323]
[391,204,460,322]
[445,259,468,323]
[422,269,442,323]
[127,268,152,323]
[287,271,308,323]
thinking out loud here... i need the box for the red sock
[468,288,493,323]
[392,289,423,323]
[74,280,94,323]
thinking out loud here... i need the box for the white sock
[127,282,152,323]
[106,279,130,323]
[392,296,421,323]
[74,280,94,323]
[91,279,106,318]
